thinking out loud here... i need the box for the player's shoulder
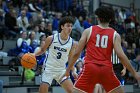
[115,32,121,39]
[73,41,78,45]
[45,35,54,44]
[114,32,121,43]
[71,40,78,49]
[82,26,92,34]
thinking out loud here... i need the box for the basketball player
[34,16,78,93]
[63,6,140,93]
[94,49,127,93]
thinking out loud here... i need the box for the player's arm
[35,36,53,56]
[114,33,139,79]
[68,41,78,73]
[66,28,90,76]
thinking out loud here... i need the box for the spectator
[38,22,47,34]
[34,40,46,65]
[3,0,14,13]
[27,31,38,46]
[20,5,33,22]
[7,31,30,56]
[39,34,46,41]
[39,22,52,37]
[83,16,92,29]
[135,26,140,49]
[27,31,39,53]
[34,40,46,75]
[0,8,9,39]
[27,0,41,12]
[33,24,40,43]
[118,8,126,23]
[5,9,19,38]
[17,10,30,31]
[129,54,140,86]
[122,41,129,55]
[45,22,53,37]
[71,16,83,41]
[19,41,30,54]
[34,12,44,25]
[17,31,30,48]
[73,16,84,34]
[52,12,62,33]
[29,40,38,53]
[130,54,140,72]
[75,59,83,75]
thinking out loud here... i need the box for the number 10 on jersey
[95,34,108,48]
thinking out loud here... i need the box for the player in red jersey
[63,6,140,93]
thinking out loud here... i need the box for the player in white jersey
[34,16,78,93]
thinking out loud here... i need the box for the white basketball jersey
[44,33,73,71]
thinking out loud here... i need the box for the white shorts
[41,69,66,85]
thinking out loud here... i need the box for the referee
[111,49,126,85]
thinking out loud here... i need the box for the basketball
[21,53,37,69]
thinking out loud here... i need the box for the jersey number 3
[57,52,62,59]
[95,34,108,48]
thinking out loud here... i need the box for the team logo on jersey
[53,42,57,43]
[54,46,67,52]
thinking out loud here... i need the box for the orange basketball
[21,53,37,69]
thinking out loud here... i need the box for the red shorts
[74,63,121,93]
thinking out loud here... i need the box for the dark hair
[39,34,45,41]
[59,16,74,32]
[95,6,115,23]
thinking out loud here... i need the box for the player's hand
[29,53,35,56]
[60,70,70,80]
[121,68,126,76]
[59,70,70,83]
[72,71,78,80]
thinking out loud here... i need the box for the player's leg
[56,70,74,93]
[39,71,53,93]
[94,84,105,93]
[56,69,91,93]
[100,66,124,93]
[39,82,50,93]
[102,80,124,93]
[73,63,99,93]
[60,78,73,93]
[109,86,124,93]
[58,76,86,93]
[73,87,87,93]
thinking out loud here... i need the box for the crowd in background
[0,0,140,86]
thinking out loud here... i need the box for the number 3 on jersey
[57,52,62,59]
[95,34,108,48]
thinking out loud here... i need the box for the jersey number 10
[95,34,108,48]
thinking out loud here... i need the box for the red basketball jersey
[84,25,116,67]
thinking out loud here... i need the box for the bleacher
[0,40,62,93]
[0,40,38,93]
